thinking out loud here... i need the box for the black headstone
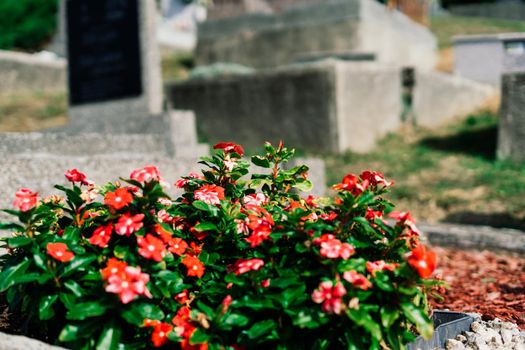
[66,0,142,105]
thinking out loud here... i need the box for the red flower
[194,185,225,205]
[332,174,369,195]
[189,242,203,255]
[104,188,133,210]
[408,242,437,278]
[366,260,399,276]
[89,223,113,248]
[105,266,152,304]
[137,234,167,262]
[172,306,195,339]
[319,211,338,221]
[46,242,74,262]
[213,142,244,156]
[229,258,264,275]
[101,258,128,280]
[169,238,189,256]
[115,213,144,236]
[343,270,372,290]
[360,170,393,188]
[244,208,274,247]
[261,279,271,288]
[13,188,38,212]
[151,322,173,347]
[311,281,347,314]
[175,290,189,304]
[182,255,205,278]
[130,165,161,183]
[65,168,91,185]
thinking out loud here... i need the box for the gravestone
[64,0,163,133]
[498,72,525,162]
[454,33,525,86]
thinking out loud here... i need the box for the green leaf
[400,302,433,340]
[245,319,277,339]
[281,285,307,308]
[235,295,277,310]
[64,280,85,297]
[15,272,40,284]
[7,236,32,248]
[67,301,107,320]
[290,308,329,329]
[39,295,58,320]
[33,252,47,270]
[60,255,97,278]
[96,320,121,350]
[222,313,249,327]
[293,180,313,192]
[380,306,400,328]
[121,303,165,326]
[0,258,30,292]
[347,308,382,341]
[59,324,82,342]
[60,293,77,309]
[190,328,210,345]
[62,227,81,241]
[196,301,214,318]
[59,320,99,343]
[0,222,24,230]
[193,222,218,232]
[193,200,212,211]
[251,156,271,168]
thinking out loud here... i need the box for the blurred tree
[0,0,58,52]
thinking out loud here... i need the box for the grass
[430,16,525,49]
[0,91,67,132]
[324,112,525,228]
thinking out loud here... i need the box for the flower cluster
[0,142,439,350]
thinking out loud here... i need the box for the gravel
[446,315,525,350]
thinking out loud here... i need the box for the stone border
[419,222,525,255]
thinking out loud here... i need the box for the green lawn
[324,112,525,228]
[430,16,525,49]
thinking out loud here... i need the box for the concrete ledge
[0,50,66,94]
[420,222,525,255]
[0,331,66,350]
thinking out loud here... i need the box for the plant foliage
[0,142,439,349]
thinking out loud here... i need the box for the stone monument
[64,0,163,133]
[498,72,525,162]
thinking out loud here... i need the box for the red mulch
[429,246,525,330]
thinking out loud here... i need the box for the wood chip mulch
[429,246,525,330]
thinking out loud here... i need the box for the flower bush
[0,142,438,349]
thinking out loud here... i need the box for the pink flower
[221,295,233,314]
[137,234,167,262]
[157,209,175,224]
[388,211,421,237]
[229,258,264,275]
[115,213,144,236]
[89,223,113,248]
[194,185,225,205]
[366,260,399,276]
[130,166,161,183]
[224,157,237,171]
[311,281,347,314]
[315,235,355,260]
[105,265,152,304]
[343,271,372,290]
[243,193,267,206]
[65,168,92,185]
[13,188,38,212]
